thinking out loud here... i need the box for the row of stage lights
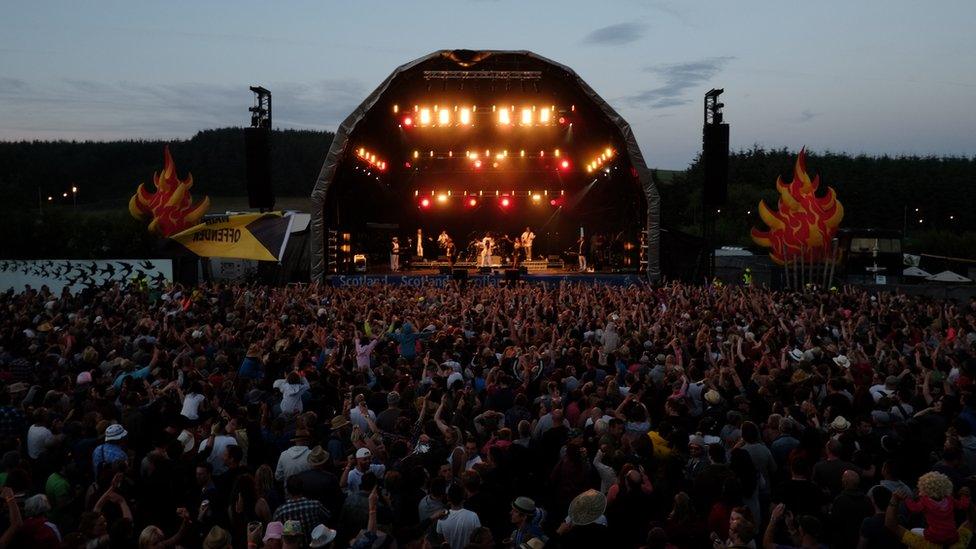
[585,148,615,173]
[409,148,572,170]
[415,189,566,209]
[356,147,387,171]
[394,104,573,128]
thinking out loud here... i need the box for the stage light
[540,108,551,124]
[420,198,431,208]
[63,192,68,198]
[492,162,499,168]
[403,116,413,126]
[358,147,365,157]
[520,149,525,157]
[419,108,431,125]
[438,109,450,126]
[459,108,472,125]
[521,108,533,125]
[498,108,511,125]
[554,149,560,157]
[468,198,478,207]
[558,116,566,124]
[393,104,399,114]
[474,159,483,168]
[561,160,570,169]
[532,194,542,202]
[539,150,545,157]
[550,199,558,206]
[405,162,411,168]
[605,147,614,157]
[500,197,511,208]
[413,150,419,159]
[437,194,448,203]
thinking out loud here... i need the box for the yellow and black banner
[169,212,294,261]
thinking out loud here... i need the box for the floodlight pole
[702,88,725,282]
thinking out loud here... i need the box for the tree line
[0,129,973,259]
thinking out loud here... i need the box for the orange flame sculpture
[128,146,210,237]
[751,148,843,264]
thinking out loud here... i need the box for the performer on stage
[445,237,456,266]
[390,237,400,272]
[416,228,424,258]
[437,230,450,250]
[480,234,494,267]
[520,226,536,261]
[577,235,587,272]
[512,236,522,268]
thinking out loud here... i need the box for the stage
[326,269,647,287]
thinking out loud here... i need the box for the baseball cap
[355,448,372,459]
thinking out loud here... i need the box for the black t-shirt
[859,513,900,549]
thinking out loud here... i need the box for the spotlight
[438,109,450,125]
[459,108,472,125]
[437,194,448,203]
[561,160,570,170]
[500,197,511,208]
[531,194,542,203]
[419,108,431,125]
[403,116,413,126]
[420,198,431,208]
[558,116,566,124]
[550,199,558,206]
[474,159,483,169]
[468,198,478,207]
[521,108,533,125]
[540,108,551,124]
[498,108,511,125]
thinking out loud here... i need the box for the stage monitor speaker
[244,127,274,209]
[478,267,492,274]
[438,266,452,275]
[518,266,528,275]
[504,269,520,282]
[702,123,729,206]
[453,269,468,281]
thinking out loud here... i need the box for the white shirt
[199,435,237,475]
[349,406,377,432]
[273,377,310,415]
[869,384,894,403]
[180,393,206,420]
[436,508,481,549]
[27,425,55,459]
[347,463,386,493]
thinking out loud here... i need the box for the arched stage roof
[310,49,660,280]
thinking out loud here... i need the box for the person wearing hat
[92,423,128,476]
[308,523,337,548]
[556,489,608,548]
[341,447,386,494]
[293,446,342,515]
[327,415,352,470]
[275,428,313,482]
[281,519,305,548]
[273,477,329,544]
[259,521,284,549]
[202,525,232,549]
[510,497,545,547]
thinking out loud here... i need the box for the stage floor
[327,266,647,286]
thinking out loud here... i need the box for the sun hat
[789,349,804,362]
[104,423,128,441]
[519,538,546,549]
[330,415,350,430]
[263,521,283,542]
[7,382,29,395]
[202,526,231,549]
[282,520,304,537]
[512,496,536,515]
[355,448,372,459]
[704,390,722,406]
[292,428,312,442]
[387,391,401,405]
[829,416,851,431]
[832,355,851,368]
[308,446,330,467]
[688,434,706,448]
[309,524,337,547]
[568,489,607,526]
[76,371,93,385]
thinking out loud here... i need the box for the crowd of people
[1,278,976,548]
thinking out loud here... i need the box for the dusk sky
[2,0,974,169]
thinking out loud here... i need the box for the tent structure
[309,50,660,281]
[902,266,932,278]
[925,270,972,283]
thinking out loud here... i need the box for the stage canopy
[310,50,660,279]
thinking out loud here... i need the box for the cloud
[625,57,734,108]
[581,22,647,46]
[0,78,366,140]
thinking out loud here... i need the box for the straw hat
[309,524,337,547]
[202,526,231,549]
[829,416,851,432]
[330,415,350,430]
[568,489,606,526]
[282,520,303,537]
[308,446,330,467]
[832,355,851,368]
[704,390,722,406]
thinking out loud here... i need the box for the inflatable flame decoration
[751,148,843,264]
[128,146,210,237]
